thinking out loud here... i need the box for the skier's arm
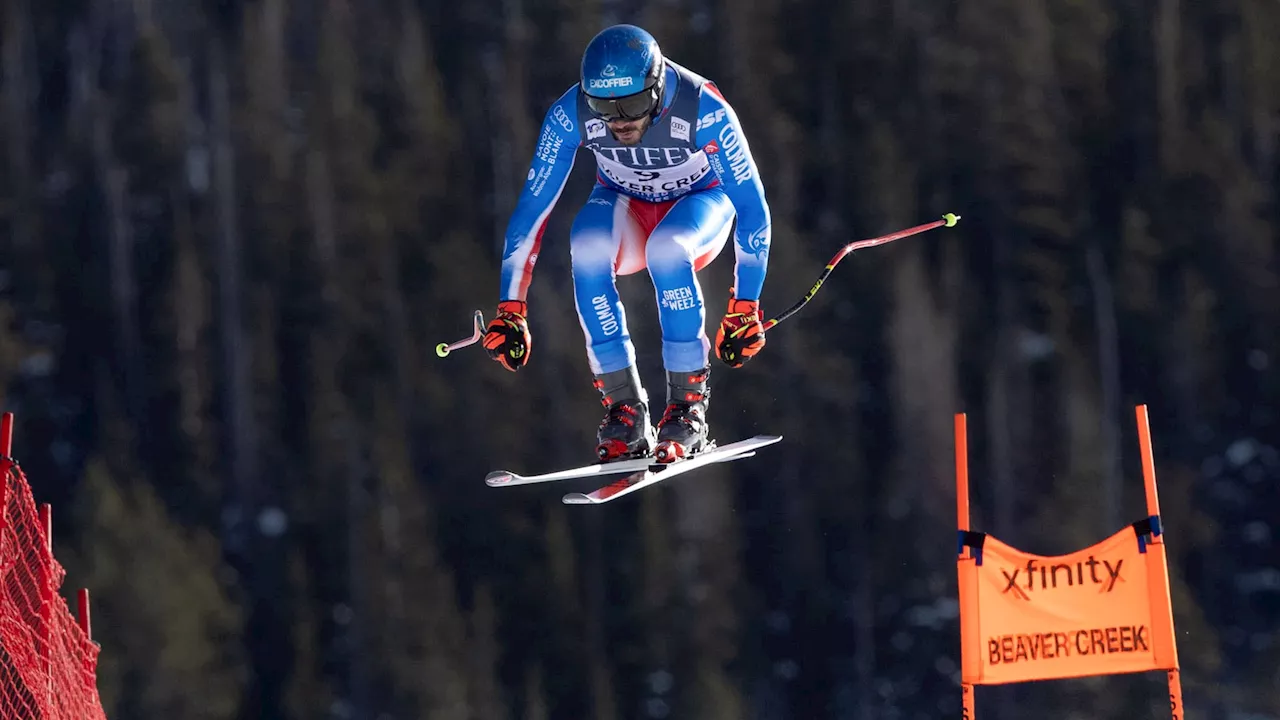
[694,83,771,301]
[499,88,582,302]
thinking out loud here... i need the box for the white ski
[486,454,664,487]
[485,445,759,487]
[562,434,783,505]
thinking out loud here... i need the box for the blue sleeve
[499,87,582,302]
[694,83,771,302]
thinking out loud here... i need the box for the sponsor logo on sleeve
[669,116,690,141]
[528,165,554,197]
[528,126,566,197]
[536,126,564,164]
[552,105,574,132]
[716,126,752,185]
[696,108,728,130]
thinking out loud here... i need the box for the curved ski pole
[761,213,960,332]
[436,309,486,357]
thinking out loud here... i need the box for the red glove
[483,300,532,372]
[715,296,766,368]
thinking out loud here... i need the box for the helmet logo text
[589,77,635,90]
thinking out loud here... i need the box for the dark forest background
[1,1,1279,718]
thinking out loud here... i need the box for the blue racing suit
[498,60,771,375]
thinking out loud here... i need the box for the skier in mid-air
[483,24,773,464]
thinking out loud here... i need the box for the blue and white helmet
[580,24,666,121]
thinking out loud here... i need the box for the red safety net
[0,415,107,720]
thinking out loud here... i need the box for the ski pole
[436,309,486,357]
[761,212,961,331]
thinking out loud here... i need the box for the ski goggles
[585,84,661,122]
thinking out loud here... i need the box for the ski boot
[593,365,657,462]
[654,365,711,463]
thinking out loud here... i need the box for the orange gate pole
[1135,405,1185,719]
[955,413,976,719]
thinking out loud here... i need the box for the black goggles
[585,85,660,121]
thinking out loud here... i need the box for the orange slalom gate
[954,406,1184,719]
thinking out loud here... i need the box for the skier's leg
[644,185,735,369]
[569,185,656,459]
[641,186,736,460]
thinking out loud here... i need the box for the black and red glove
[715,296,766,368]
[483,300,532,372]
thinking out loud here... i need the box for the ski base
[562,434,782,505]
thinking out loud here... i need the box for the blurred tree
[64,454,246,720]
[364,384,478,719]
[1,0,35,257]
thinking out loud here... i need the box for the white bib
[591,147,713,199]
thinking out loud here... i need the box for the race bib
[591,148,712,199]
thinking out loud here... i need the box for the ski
[562,434,783,505]
[485,446,760,487]
[486,454,663,487]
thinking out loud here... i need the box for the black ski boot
[593,365,657,462]
[654,365,712,463]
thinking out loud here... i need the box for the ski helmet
[580,24,666,121]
